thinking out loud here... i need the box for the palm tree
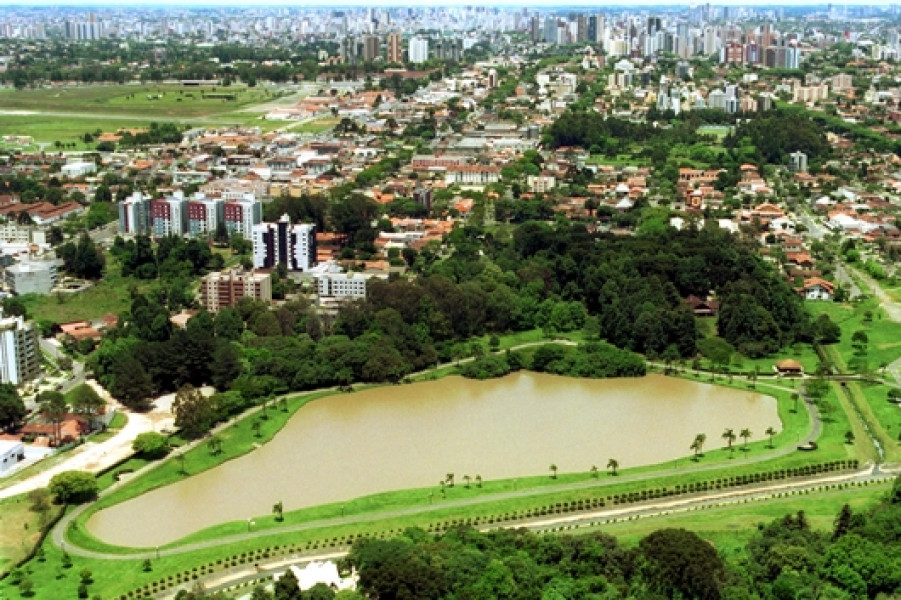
[463,474,471,489]
[549,464,558,479]
[692,433,707,459]
[607,458,619,476]
[590,465,599,478]
[445,473,454,488]
[740,428,752,451]
[272,501,284,522]
[475,474,482,488]
[722,428,736,454]
[765,426,777,448]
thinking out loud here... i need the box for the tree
[0,383,26,431]
[172,385,217,439]
[132,432,169,459]
[273,500,284,522]
[722,428,736,454]
[844,430,855,444]
[549,464,558,479]
[740,428,752,451]
[607,458,619,476]
[211,340,242,390]
[691,433,707,459]
[207,435,222,456]
[108,355,154,410]
[765,426,777,448]
[49,470,98,504]
[639,528,725,600]
[68,384,105,428]
[38,391,68,446]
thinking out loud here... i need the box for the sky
[0,0,897,6]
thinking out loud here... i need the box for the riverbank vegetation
[339,479,901,600]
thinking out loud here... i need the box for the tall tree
[172,384,217,439]
[0,383,26,431]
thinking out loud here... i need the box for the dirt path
[0,382,174,500]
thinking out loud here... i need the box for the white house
[0,440,25,473]
[275,561,357,592]
[801,278,834,301]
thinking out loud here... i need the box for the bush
[132,432,169,459]
[49,471,98,504]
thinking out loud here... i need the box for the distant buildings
[252,214,317,272]
[199,268,271,313]
[318,270,387,300]
[408,36,429,64]
[0,312,41,386]
[120,191,262,240]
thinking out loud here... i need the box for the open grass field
[0,84,272,119]
[0,83,301,146]
[0,496,63,578]
[598,480,890,549]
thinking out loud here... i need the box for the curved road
[53,374,824,561]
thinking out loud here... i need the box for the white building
[118,191,151,235]
[0,440,25,473]
[0,312,40,385]
[276,561,357,593]
[60,161,96,178]
[318,271,388,299]
[409,36,429,64]
[4,260,58,295]
[252,215,317,272]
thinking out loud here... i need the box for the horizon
[0,0,897,6]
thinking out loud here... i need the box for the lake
[86,373,778,547]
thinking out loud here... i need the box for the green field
[0,83,295,147]
[0,84,271,119]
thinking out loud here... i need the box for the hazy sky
[0,0,897,5]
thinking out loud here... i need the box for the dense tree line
[339,481,901,600]
[89,221,808,414]
[724,108,832,166]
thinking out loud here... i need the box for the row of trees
[336,481,901,600]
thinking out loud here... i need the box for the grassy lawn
[67,367,821,555]
[0,366,873,600]
[0,495,63,578]
[19,266,149,324]
[599,479,889,549]
[0,84,271,119]
[89,412,128,444]
[857,382,901,457]
[0,114,153,149]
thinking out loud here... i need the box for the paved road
[834,263,863,301]
[0,382,161,499]
[174,463,901,600]
[847,263,901,322]
[53,369,824,561]
[797,210,828,241]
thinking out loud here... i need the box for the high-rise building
[223,194,262,240]
[252,214,317,272]
[150,192,188,238]
[363,34,381,61]
[408,36,428,63]
[387,32,402,63]
[186,196,224,238]
[0,312,40,386]
[118,191,151,235]
[199,268,272,313]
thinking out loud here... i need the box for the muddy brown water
[86,373,778,548]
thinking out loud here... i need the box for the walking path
[0,382,158,500]
[53,371,824,561]
[183,463,901,600]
